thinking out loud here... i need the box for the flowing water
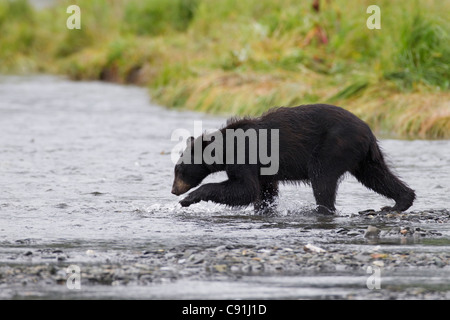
[0,75,449,299]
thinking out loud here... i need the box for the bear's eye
[175,165,183,175]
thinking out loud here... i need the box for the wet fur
[173,104,416,214]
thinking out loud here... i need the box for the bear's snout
[171,185,181,196]
[171,180,191,196]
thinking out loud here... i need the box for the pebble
[364,226,381,239]
[372,260,385,267]
[304,244,326,253]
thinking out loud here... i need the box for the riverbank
[1,0,449,138]
[2,209,449,299]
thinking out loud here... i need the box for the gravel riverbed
[1,209,449,300]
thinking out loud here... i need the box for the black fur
[171,104,415,214]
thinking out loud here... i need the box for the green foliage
[123,0,198,35]
[0,0,33,24]
[56,27,94,57]
[385,14,450,89]
[328,80,369,102]
[0,0,449,138]
[0,0,37,71]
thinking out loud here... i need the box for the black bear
[171,104,415,214]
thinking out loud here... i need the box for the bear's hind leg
[308,153,350,214]
[351,159,415,212]
[310,174,340,215]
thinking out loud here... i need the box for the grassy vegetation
[0,0,449,138]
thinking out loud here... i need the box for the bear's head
[171,136,210,196]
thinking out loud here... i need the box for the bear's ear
[186,136,194,146]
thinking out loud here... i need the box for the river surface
[0,75,449,299]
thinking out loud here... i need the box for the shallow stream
[0,76,449,299]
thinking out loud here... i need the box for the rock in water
[364,226,381,239]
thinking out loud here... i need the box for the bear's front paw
[179,198,192,207]
[179,194,201,207]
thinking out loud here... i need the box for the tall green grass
[0,0,448,138]
[384,14,450,90]
[123,0,198,35]
[0,0,37,71]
